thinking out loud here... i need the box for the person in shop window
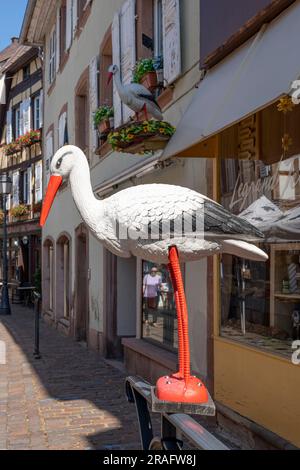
[143,266,162,327]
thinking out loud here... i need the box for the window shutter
[112,12,122,128]
[58,112,67,147]
[23,98,31,134]
[12,171,19,206]
[72,0,78,37]
[45,132,53,186]
[35,162,42,203]
[19,101,24,136]
[56,8,61,72]
[89,56,99,153]
[39,90,43,128]
[119,0,136,122]
[27,167,32,204]
[162,0,181,85]
[6,109,12,144]
[0,74,6,105]
[66,0,72,50]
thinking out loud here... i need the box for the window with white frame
[35,162,43,203]
[154,0,163,59]
[49,26,57,84]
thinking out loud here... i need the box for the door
[75,225,89,342]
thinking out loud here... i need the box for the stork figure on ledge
[40,146,268,406]
[107,64,163,121]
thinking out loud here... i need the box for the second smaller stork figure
[107,64,163,121]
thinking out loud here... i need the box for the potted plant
[11,204,29,220]
[18,129,41,148]
[93,106,114,135]
[133,58,158,91]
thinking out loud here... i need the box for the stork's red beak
[107,72,113,85]
[40,175,63,227]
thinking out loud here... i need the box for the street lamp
[0,175,12,315]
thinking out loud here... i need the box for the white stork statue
[107,64,163,121]
[40,146,268,405]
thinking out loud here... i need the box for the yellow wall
[214,337,300,447]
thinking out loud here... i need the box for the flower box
[108,120,175,155]
[98,119,113,135]
[140,71,158,92]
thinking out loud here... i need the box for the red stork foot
[156,374,209,404]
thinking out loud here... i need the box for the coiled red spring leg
[156,246,209,404]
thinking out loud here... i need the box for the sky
[0,0,28,51]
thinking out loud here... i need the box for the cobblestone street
[0,306,141,450]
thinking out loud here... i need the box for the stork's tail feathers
[221,239,268,262]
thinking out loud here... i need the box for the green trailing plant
[10,204,29,218]
[108,120,175,151]
[93,106,114,127]
[132,58,156,84]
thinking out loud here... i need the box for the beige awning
[163,1,300,159]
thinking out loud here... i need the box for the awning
[0,74,6,105]
[163,1,300,159]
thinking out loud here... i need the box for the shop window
[141,260,182,353]
[219,101,300,357]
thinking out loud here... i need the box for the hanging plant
[93,106,114,135]
[108,120,175,153]
[11,204,29,219]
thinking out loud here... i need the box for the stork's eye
[56,157,63,169]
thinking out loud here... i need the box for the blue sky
[0,0,28,51]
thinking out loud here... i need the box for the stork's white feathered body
[108,65,163,121]
[41,146,268,264]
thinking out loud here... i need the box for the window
[21,170,29,204]
[219,101,300,358]
[58,110,68,147]
[49,27,56,84]
[45,130,54,185]
[142,260,181,352]
[153,0,163,59]
[59,1,67,60]
[33,94,41,130]
[35,162,42,203]
[23,64,30,81]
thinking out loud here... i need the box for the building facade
[0,41,43,292]
[20,0,300,449]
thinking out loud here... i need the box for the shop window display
[219,98,300,356]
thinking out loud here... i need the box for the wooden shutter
[12,171,19,206]
[119,0,136,122]
[23,98,31,134]
[35,162,42,202]
[6,109,12,144]
[66,0,72,50]
[19,101,24,136]
[72,0,78,37]
[39,90,43,128]
[45,132,53,186]
[162,0,181,85]
[89,56,99,153]
[56,7,61,72]
[0,74,6,105]
[58,112,67,147]
[112,12,122,128]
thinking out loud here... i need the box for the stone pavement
[0,305,142,450]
